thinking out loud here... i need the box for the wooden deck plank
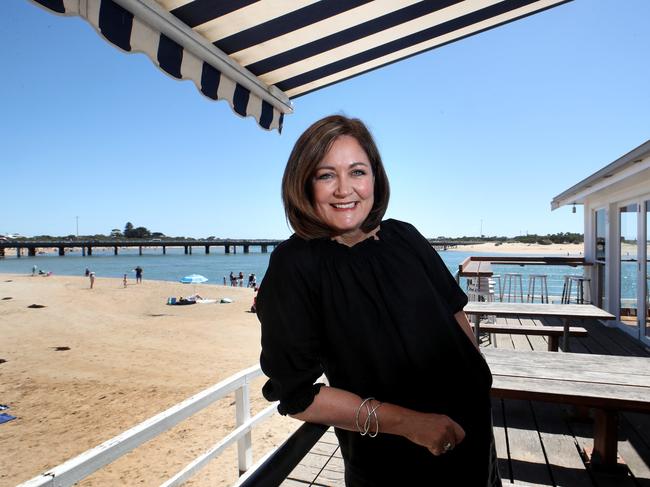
[531,402,595,486]
[286,452,330,484]
[618,413,650,484]
[518,316,549,351]
[492,398,512,483]
[502,399,554,486]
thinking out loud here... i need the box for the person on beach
[85,268,90,277]
[32,265,37,276]
[134,266,143,284]
[89,271,95,289]
[248,273,256,288]
[123,274,128,288]
[256,115,499,486]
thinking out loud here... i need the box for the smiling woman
[311,136,376,246]
[256,115,501,486]
[281,116,389,243]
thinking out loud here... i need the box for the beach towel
[0,413,16,424]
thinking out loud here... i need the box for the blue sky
[2,0,650,239]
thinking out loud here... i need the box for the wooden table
[484,348,650,470]
[464,302,615,351]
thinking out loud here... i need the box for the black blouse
[257,219,495,485]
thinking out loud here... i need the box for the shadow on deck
[277,318,650,486]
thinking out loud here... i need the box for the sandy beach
[447,241,584,255]
[0,274,297,486]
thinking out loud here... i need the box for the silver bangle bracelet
[355,397,382,437]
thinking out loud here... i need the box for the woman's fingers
[427,417,465,456]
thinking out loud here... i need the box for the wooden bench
[484,348,650,471]
[465,302,615,351]
[475,324,588,351]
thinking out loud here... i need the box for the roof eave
[550,139,650,211]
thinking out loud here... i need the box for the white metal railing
[18,364,276,487]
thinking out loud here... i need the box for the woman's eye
[316,173,333,180]
[351,169,367,176]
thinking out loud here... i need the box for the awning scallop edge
[31,0,292,132]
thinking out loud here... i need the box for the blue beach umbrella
[180,274,208,284]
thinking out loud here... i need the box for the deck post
[205,245,210,254]
[162,246,166,255]
[243,245,249,254]
[58,247,65,256]
[235,381,253,475]
[261,245,267,253]
[184,246,188,255]
[225,245,230,254]
[139,246,143,256]
[114,246,118,255]
[87,246,92,256]
[0,248,4,257]
[16,247,21,258]
[189,246,192,255]
[28,247,36,256]
[82,246,86,256]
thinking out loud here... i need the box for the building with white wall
[552,140,650,346]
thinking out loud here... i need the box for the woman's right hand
[401,411,466,456]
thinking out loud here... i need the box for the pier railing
[456,255,602,305]
[18,365,277,487]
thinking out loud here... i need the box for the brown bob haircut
[282,115,390,240]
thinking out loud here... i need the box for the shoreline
[0,274,297,486]
[445,241,584,256]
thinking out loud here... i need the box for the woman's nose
[333,175,352,197]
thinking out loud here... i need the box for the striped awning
[31,0,571,132]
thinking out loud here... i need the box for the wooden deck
[281,318,650,486]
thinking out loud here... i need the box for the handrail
[18,365,273,487]
[234,422,329,487]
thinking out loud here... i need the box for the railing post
[235,379,253,475]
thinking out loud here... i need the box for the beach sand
[0,274,297,486]
[447,241,584,255]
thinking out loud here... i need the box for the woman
[257,115,499,486]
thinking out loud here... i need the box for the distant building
[552,140,650,346]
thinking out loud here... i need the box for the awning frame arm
[112,0,293,114]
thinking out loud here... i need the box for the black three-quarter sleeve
[256,238,324,415]
[398,221,468,315]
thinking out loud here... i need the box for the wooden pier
[281,317,650,486]
[0,238,282,257]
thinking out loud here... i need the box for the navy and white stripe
[31,0,571,131]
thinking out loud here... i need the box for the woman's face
[312,135,375,243]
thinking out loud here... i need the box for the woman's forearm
[454,310,478,349]
[291,386,465,455]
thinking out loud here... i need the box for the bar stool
[502,273,524,302]
[466,277,496,324]
[527,274,549,303]
[466,277,495,302]
[491,274,503,302]
[562,275,592,304]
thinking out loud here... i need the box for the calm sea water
[0,246,637,300]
